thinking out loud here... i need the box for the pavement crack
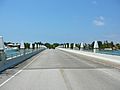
[60,69,73,90]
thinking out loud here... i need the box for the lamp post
[80,42,84,51]
[30,43,32,49]
[20,41,25,55]
[0,36,6,64]
[93,41,99,53]
[69,43,71,49]
[35,43,37,50]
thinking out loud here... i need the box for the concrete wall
[0,48,45,72]
[57,48,120,64]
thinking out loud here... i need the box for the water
[5,49,21,58]
[83,49,120,56]
[98,50,120,56]
[5,49,33,59]
[4,48,120,59]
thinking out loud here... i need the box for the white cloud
[93,16,105,26]
[94,20,104,26]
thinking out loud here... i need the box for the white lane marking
[0,53,42,88]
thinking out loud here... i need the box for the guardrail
[0,48,46,72]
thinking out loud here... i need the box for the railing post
[80,42,84,51]
[94,41,99,53]
[0,36,6,66]
[20,41,25,55]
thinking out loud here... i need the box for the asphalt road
[0,49,120,90]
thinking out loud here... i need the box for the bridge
[0,36,120,90]
[0,48,120,90]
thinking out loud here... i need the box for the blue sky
[0,0,120,43]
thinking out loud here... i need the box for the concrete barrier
[0,48,45,72]
[57,48,120,64]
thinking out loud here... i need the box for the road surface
[0,49,120,90]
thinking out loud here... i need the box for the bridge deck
[0,49,120,90]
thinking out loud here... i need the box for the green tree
[116,43,120,49]
[98,41,103,49]
[70,43,74,49]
